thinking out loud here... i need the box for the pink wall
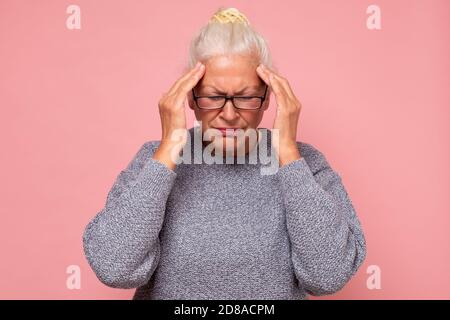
[0,0,449,299]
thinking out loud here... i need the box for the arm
[82,141,177,288]
[276,142,367,296]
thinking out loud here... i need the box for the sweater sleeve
[276,142,367,296]
[82,141,177,289]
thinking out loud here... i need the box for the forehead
[198,55,262,90]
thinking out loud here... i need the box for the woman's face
[188,54,270,156]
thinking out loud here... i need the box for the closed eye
[206,93,258,98]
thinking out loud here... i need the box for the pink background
[1,0,449,299]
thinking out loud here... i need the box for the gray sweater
[82,126,366,299]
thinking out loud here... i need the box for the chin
[214,136,249,156]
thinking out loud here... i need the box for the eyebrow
[201,85,262,95]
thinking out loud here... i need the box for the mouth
[212,127,245,137]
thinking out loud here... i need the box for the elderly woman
[83,7,366,300]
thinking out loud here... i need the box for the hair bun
[209,7,250,25]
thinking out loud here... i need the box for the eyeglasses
[192,85,268,110]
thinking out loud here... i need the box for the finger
[268,73,289,110]
[273,74,297,102]
[167,62,202,96]
[257,65,289,108]
[172,63,206,106]
[257,64,288,101]
[177,62,205,94]
[258,65,295,102]
[167,62,204,96]
[256,64,275,101]
[256,64,270,86]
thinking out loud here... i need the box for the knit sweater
[82,126,366,299]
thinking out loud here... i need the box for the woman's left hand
[256,64,302,166]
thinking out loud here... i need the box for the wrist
[277,143,301,167]
[152,142,183,171]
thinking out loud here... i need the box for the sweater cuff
[134,158,178,200]
[276,157,316,188]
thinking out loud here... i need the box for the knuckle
[180,83,191,92]
[158,97,170,109]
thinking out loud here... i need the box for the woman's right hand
[152,61,206,170]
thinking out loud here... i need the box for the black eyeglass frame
[192,84,268,110]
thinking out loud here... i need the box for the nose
[219,99,240,122]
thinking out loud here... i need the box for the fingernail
[195,61,201,68]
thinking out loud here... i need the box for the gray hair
[186,7,275,72]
